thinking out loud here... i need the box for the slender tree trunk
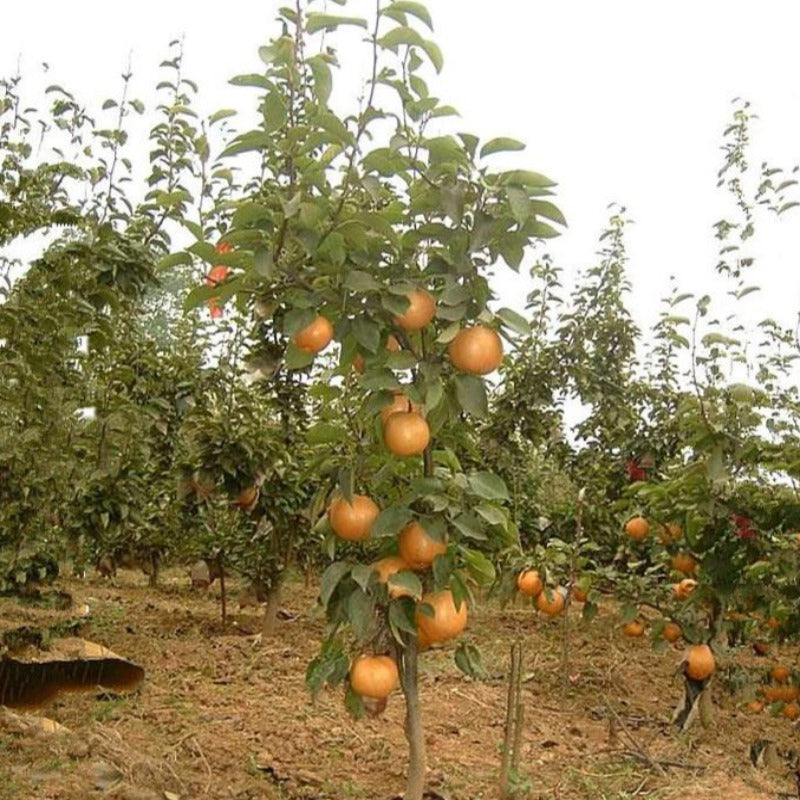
[397,409,433,799]
[147,552,160,588]
[262,579,282,638]
[217,551,227,629]
[499,646,516,798]
[399,634,426,800]
[699,681,714,728]
[500,642,524,798]
[511,644,524,776]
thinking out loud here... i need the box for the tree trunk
[262,580,282,638]
[147,553,160,588]
[500,642,524,799]
[499,645,516,798]
[399,634,426,800]
[699,682,714,728]
[217,552,227,629]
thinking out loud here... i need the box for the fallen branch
[603,699,666,777]
[618,749,707,772]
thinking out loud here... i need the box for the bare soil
[0,571,797,800]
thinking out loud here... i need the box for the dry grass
[0,571,796,799]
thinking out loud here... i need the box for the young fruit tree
[598,104,800,728]
[178,1,563,795]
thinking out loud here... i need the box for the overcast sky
[3,1,800,341]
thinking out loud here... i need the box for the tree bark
[699,682,714,728]
[147,553,160,588]
[262,580,282,638]
[217,551,227,629]
[500,642,524,798]
[499,644,516,798]
[399,634,426,800]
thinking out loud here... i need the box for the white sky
[3,0,800,342]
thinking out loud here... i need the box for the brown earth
[0,571,797,800]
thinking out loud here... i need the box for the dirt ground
[0,570,797,800]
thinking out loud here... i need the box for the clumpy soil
[0,572,796,800]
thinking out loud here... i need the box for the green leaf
[345,685,365,719]
[306,641,348,697]
[308,56,333,106]
[441,184,465,223]
[431,104,459,119]
[426,135,466,166]
[360,370,402,392]
[378,27,443,71]
[345,270,381,292]
[183,220,204,240]
[454,375,489,418]
[528,220,561,239]
[372,505,413,538]
[314,112,352,145]
[262,91,288,133]
[355,211,398,242]
[352,318,381,353]
[157,252,192,269]
[338,466,354,504]
[347,588,376,641]
[387,1,433,30]
[432,551,455,588]
[454,642,487,679]
[496,307,532,336]
[229,73,271,89]
[220,131,274,158]
[475,503,507,527]
[436,321,462,344]
[707,444,727,486]
[436,303,468,322]
[281,191,302,219]
[480,137,526,158]
[307,423,348,444]
[422,39,443,72]
[451,512,487,541]
[382,6,409,26]
[582,601,598,623]
[386,351,418,370]
[458,133,479,158]
[461,548,496,584]
[283,307,317,336]
[530,200,567,226]
[320,562,351,608]
[351,564,375,591]
[466,472,509,501]
[379,25,426,50]
[424,379,444,412]
[449,573,471,615]
[254,247,274,277]
[284,342,316,370]
[439,283,471,306]
[361,174,381,201]
[506,186,531,224]
[307,13,368,34]
[388,598,418,643]
[183,283,221,312]
[388,570,423,600]
[209,108,237,124]
[702,332,739,348]
[501,169,556,188]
